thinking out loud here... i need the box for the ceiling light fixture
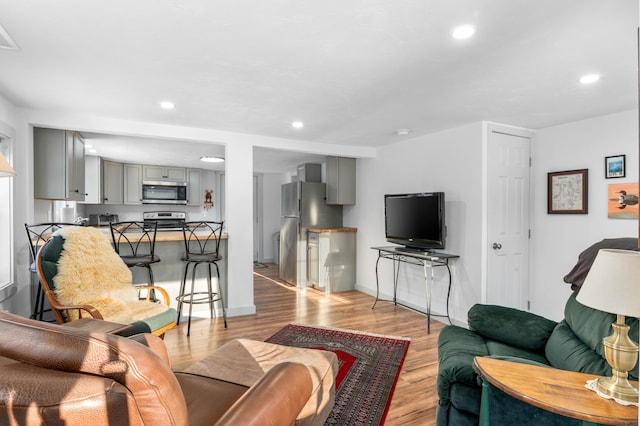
[396,129,410,136]
[452,25,476,40]
[160,101,175,109]
[579,74,601,84]
[200,156,225,163]
[291,121,304,129]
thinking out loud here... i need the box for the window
[0,138,13,290]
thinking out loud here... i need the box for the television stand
[370,246,459,333]
[395,246,436,254]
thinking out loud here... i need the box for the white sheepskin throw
[53,226,169,324]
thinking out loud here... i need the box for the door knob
[492,243,502,250]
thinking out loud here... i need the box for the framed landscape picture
[547,169,588,214]
[605,155,625,178]
[608,182,639,219]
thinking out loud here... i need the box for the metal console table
[371,246,459,333]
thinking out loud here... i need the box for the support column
[224,142,256,316]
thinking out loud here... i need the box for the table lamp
[576,248,640,403]
[0,151,15,177]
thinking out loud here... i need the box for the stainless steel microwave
[142,181,187,205]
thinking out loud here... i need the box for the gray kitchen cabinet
[307,229,356,292]
[34,127,85,201]
[124,164,143,205]
[187,168,202,206]
[81,155,102,204]
[326,156,356,205]
[143,165,186,182]
[102,160,123,204]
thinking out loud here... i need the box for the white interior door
[486,128,531,309]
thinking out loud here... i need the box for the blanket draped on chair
[52,227,169,323]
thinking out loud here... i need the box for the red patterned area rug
[266,323,411,426]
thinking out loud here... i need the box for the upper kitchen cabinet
[102,160,123,204]
[326,156,356,205]
[187,168,202,206]
[124,164,143,205]
[34,127,85,201]
[82,158,124,205]
[81,155,102,204]
[143,165,186,182]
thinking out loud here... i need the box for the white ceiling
[0,1,637,172]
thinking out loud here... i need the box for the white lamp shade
[576,249,640,318]
[0,151,15,177]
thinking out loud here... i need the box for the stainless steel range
[143,211,186,231]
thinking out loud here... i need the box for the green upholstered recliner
[36,227,177,337]
[436,238,639,426]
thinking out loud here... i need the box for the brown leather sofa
[0,311,336,425]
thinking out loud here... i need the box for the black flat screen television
[384,192,446,250]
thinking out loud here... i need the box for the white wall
[350,110,638,326]
[0,96,15,124]
[530,110,638,320]
[347,122,484,326]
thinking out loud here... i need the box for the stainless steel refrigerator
[279,181,343,287]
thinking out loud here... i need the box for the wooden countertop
[152,230,228,242]
[308,227,357,233]
[91,227,228,243]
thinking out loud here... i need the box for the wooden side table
[63,318,133,335]
[474,356,639,426]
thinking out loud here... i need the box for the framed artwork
[605,155,626,179]
[547,169,588,214]
[608,182,639,219]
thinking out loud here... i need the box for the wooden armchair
[36,226,177,337]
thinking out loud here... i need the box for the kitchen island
[95,227,229,321]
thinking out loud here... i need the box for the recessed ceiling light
[452,25,476,40]
[160,101,175,109]
[579,74,601,84]
[396,129,410,136]
[291,121,304,129]
[200,156,225,163]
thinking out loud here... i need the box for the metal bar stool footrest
[176,292,223,305]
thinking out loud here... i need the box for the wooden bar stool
[176,221,227,336]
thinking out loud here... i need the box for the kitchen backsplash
[34,200,222,224]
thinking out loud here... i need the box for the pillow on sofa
[545,320,611,378]
[563,292,639,380]
[563,238,638,291]
[468,304,557,352]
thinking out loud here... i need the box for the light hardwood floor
[163,264,445,425]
